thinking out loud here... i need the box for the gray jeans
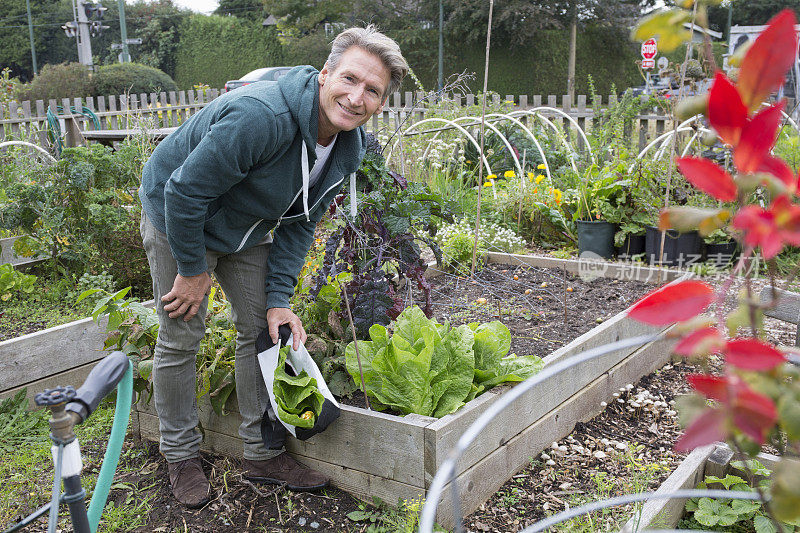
[141,213,281,462]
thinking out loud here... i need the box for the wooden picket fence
[0,89,674,152]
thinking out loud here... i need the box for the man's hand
[162,272,212,321]
[267,307,307,350]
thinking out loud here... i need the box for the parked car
[223,67,293,92]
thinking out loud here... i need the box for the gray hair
[326,25,408,99]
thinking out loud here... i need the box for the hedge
[174,15,286,89]
[92,63,178,97]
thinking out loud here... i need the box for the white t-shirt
[257,135,337,245]
[308,134,337,189]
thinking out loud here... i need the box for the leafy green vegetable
[273,346,324,429]
[345,306,543,418]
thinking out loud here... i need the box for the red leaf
[731,205,784,259]
[674,327,725,357]
[676,156,738,201]
[758,155,796,190]
[708,72,747,146]
[675,408,728,452]
[628,280,714,325]
[688,374,731,403]
[725,338,787,370]
[732,387,778,444]
[735,102,785,173]
[738,9,799,112]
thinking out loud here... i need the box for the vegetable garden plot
[133,256,689,528]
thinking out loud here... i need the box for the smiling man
[138,26,407,508]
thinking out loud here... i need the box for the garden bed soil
[8,272,799,532]
[343,262,653,412]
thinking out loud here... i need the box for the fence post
[577,94,587,152]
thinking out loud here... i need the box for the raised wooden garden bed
[623,444,780,532]
[0,235,46,268]
[133,254,688,528]
[0,300,154,406]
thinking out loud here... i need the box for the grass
[0,393,154,533]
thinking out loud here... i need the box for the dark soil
[10,263,795,532]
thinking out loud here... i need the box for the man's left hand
[267,307,307,350]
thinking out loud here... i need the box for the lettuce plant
[274,346,324,429]
[344,306,543,418]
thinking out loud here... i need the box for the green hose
[86,361,133,533]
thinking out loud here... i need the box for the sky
[135,0,219,14]
[173,0,219,14]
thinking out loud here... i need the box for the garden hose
[86,360,133,533]
[45,106,101,156]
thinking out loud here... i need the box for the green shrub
[92,63,178,97]
[16,63,93,102]
[174,15,285,89]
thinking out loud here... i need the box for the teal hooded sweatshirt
[139,66,366,309]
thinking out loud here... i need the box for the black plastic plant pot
[577,220,616,260]
[616,233,646,259]
[705,241,740,268]
[645,225,702,267]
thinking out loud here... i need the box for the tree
[707,0,800,37]
[262,0,353,37]
[0,0,75,81]
[215,0,267,21]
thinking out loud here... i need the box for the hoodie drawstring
[350,172,357,217]
[301,140,310,222]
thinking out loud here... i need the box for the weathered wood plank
[137,412,427,504]
[433,334,675,529]
[0,359,98,407]
[0,300,154,394]
[425,306,674,484]
[623,445,717,532]
[759,286,800,323]
[486,252,687,284]
[0,317,109,393]
[136,396,432,487]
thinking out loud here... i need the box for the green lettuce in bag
[273,346,324,428]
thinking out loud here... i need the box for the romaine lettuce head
[274,346,325,428]
[469,320,543,391]
[345,306,474,417]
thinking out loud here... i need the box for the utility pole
[118,0,130,62]
[26,0,38,75]
[62,0,108,69]
[74,0,94,68]
[437,0,443,91]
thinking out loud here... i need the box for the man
[139,26,408,507]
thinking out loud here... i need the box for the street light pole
[118,0,130,62]
[438,0,443,91]
[26,0,38,75]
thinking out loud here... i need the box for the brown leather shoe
[167,457,210,508]
[242,453,329,491]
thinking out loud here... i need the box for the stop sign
[641,38,657,59]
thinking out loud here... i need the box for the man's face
[318,46,391,140]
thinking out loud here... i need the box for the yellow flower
[552,188,563,203]
[487,174,497,180]
[537,163,546,170]
[535,174,545,184]
[483,180,495,187]
[527,172,534,182]
[504,170,516,178]
[466,160,472,164]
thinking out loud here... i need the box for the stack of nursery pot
[645,226,702,267]
[577,220,616,259]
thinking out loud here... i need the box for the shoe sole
[244,474,329,492]
[183,495,211,509]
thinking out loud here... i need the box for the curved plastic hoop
[527,106,595,163]
[385,118,492,175]
[0,140,57,163]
